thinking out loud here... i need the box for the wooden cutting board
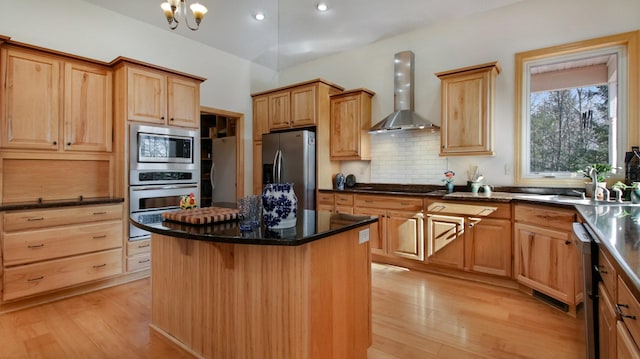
[162,207,239,225]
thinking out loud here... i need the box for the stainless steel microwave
[130,124,196,164]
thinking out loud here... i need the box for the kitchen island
[131,209,377,359]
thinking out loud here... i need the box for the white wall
[278,0,640,187]
[0,0,278,196]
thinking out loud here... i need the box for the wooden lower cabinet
[1,204,124,302]
[425,201,512,277]
[599,282,617,359]
[354,195,423,261]
[126,239,151,272]
[513,203,581,313]
[514,222,577,304]
[617,321,640,359]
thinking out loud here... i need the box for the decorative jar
[262,183,298,228]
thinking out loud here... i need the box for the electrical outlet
[504,163,512,175]
[358,229,370,244]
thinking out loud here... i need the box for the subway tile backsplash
[369,130,447,184]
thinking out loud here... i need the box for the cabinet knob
[170,118,174,122]
[53,141,57,145]
[67,142,72,146]
[161,116,165,120]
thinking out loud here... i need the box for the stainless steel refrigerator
[211,136,237,203]
[262,130,316,210]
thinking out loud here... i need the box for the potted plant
[578,163,613,198]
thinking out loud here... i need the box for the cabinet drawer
[127,253,151,272]
[617,276,640,346]
[598,248,617,300]
[514,203,575,231]
[355,195,423,212]
[127,239,151,256]
[3,204,123,232]
[317,192,334,205]
[3,220,123,266]
[335,193,354,206]
[3,248,122,301]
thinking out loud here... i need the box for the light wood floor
[0,263,585,358]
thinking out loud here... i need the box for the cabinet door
[468,217,511,277]
[127,67,166,124]
[291,85,316,127]
[1,48,61,150]
[330,94,361,159]
[253,96,269,140]
[617,321,640,359]
[514,223,575,304]
[268,91,291,130]
[388,210,424,261]
[253,141,263,195]
[64,62,113,152]
[599,282,617,359]
[353,207,385,255]
[167,76,199,128]
[438,63,498,156]
[426,214,465,269]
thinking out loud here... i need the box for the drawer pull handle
[27,276,44,282]
[93,235,107,239]
[596,265,608,274]
[139,259,151,264]
[27,244,44,248]
[615,303,637,320]
[93,263,107,268]
[93,211,107,215]
[27,217,44,221]
[138,243,150,248]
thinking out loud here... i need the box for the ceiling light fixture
[254,12,265,21]
[316,2,328,11]
[161,0,208,31]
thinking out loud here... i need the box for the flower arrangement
[442,170,455,184]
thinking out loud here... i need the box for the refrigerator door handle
[210,162,215,191]
[274,149,283,183]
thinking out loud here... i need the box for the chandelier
[161,0,208,31]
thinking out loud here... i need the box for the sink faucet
[612,187,624,203]
[587,166,599,201]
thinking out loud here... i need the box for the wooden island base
[150,225,373,359]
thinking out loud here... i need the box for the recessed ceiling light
[254,12,265,21]
[316,2,328,11]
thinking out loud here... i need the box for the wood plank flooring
[0,263,585,358]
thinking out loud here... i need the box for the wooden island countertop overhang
[130,210,378,359]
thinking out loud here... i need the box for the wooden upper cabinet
[0,48,61,150]
[252,96,269,141]
[291,85,316,127]
[64,62,113,152]
[330,89,374,160]
[167,76,199,128]
[436,61,500,157]
[127,67,167,125]
[267,91,291,130]
[0,47,112,152]
[126,66,200,128]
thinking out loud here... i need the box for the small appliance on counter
[346,174,356,188]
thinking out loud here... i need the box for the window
[515,31,639,186]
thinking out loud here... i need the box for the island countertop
[130,208,378,246]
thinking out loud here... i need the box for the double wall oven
[129,124,199,241]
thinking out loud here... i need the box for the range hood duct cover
[369,51,439,133]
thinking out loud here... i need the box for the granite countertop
[576,204,640,296]
[130,209,378,246]
[0,197,125,211]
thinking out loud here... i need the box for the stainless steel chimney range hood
[369,51,439,133]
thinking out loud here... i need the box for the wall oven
[129,124,199,241]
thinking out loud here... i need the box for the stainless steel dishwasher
[573,222,598,359]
